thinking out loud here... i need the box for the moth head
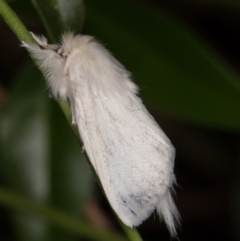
[58,32,76,58]
[57,47,68,58]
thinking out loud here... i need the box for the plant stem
[0,0,75,137]
[0,1,143,240]
[0,0,33,43]
[119,219,143,241]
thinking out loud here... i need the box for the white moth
[22,32,180,236]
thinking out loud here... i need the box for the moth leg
[30,32,59,51]
[82,145,85,153]
[69,99,77,126]
[72,118,76,126]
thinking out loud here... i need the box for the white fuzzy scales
[22,32,180,236]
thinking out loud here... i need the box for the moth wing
[72,88,179,235]
[63,36,179,235]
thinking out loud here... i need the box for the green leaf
[85,0,240,132]
[0,61,93,241]
[0,61,52,241]
[30,0,84,41]
[0,188,128,241]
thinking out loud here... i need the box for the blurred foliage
[85,0,240,132]
[0,0,240,241]
[0,60,95,241]
[30,0,84,41]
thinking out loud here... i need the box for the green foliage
[85,0,240,131]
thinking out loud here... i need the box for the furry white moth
[22,32,180,236]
